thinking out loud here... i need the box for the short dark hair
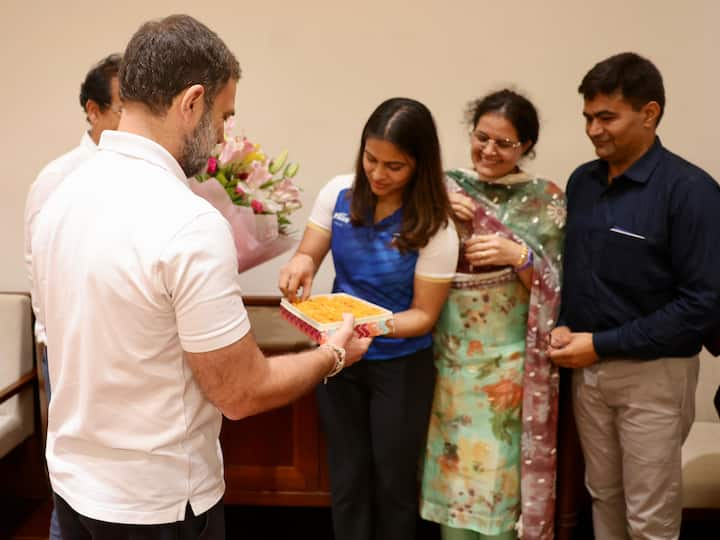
[79,54,122,112]
[579,52,665,124]
[120,14,241,115]
[466,89,540,156]
[350,97,451,253]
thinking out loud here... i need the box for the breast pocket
[593,229,672,292]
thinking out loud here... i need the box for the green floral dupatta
[449,168,565,540]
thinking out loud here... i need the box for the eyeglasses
[470,130,522,151]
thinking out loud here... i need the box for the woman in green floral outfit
[420,90,565,540]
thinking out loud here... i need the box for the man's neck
[117,108,182,162]
[89,128,101,146]
[607,136,656,181]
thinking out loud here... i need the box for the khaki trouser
[572,356,698,540]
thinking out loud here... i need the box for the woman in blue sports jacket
[279,97,459,540]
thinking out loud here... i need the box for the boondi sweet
[292,295,384,323]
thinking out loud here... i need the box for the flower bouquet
[189,119,302,272]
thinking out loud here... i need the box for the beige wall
[1,0,718,295]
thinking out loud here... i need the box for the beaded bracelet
[320,343,346,384]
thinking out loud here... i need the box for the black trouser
[317,347,436,540]
[53,493,225,540]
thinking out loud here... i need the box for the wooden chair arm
[0,369,37,406]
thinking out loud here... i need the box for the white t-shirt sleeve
[308,174,354,232]
[160,212,251,352]
[415,220,460,281]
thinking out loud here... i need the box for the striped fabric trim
[415,274,454,283]
[307,221,331,234]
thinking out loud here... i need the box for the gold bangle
[514,243,528,269]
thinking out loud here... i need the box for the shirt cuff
[592,328,622,358]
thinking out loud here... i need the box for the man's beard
[178,109,215,178]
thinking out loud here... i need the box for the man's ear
[642,101,661,128]
[85,99,100,125]
[178,84,206,125]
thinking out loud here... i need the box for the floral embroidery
[546,200,566,228]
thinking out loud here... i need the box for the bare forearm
[292,251,321,274]
[188,313,370,422]
[389,308,438,338]
[227,346,334,419]
[517,267,533,290]
[388,279,452,338]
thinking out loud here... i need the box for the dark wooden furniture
[220,296,331,506]
[0,370,37,406]
[0,291,48,502]
[222,296,592,540]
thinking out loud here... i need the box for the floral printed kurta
[420,169,565,539]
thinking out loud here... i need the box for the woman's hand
[278,227,331,302]
[464,234,525,268]
[449,191,476,222]
[278,253,316,302]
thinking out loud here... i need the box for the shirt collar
[98,130,188,185]
[617,137,663,184]
[587,136,664,185]
[80,131,99,152]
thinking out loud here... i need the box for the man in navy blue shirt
[549,52,720,540]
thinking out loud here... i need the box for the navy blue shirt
[560,138,720,359]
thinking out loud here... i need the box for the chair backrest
[0,293,35,459]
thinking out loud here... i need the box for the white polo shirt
[24,132,98,343]
[32,131,250,524]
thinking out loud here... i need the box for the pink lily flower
[246,161,272,189]
[224,116,235,135]
[219,136,254,166]
[271,179,302,204]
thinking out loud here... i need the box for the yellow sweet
[292,295,384,324]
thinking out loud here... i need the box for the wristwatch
[321,343,346,383]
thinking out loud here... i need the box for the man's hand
[548,332,599,368]
[548,326,572,351]
[327,313,372,368]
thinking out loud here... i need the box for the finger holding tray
[280,293,394,344]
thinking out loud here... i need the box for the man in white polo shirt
[31,14,370,539]
[23,52,122,540]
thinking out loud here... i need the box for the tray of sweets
[280,293,394,344]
